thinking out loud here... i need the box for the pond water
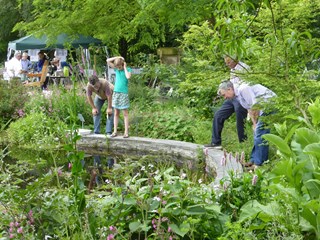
[2,147,211,191]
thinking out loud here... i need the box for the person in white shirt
[205,56,250,149]
[217,81,276,167]
[7,52,22,78]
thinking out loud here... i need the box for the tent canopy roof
[8,33,103,50]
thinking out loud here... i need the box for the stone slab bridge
[77,129,243,186]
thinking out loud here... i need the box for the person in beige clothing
[86,75,114,135]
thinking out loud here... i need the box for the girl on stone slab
[107,56,132,138]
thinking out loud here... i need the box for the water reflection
[82,154,115,190]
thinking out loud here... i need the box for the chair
[25,60,49,87]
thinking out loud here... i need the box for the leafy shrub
[177,71,221,118]
[0,79,30,126]
[130,99,195,142]
[23,86,92,128]
[88,161,226,239]
[129,75,156,104]
[134,62,182,89]
[6,112,68,147]
[217,171,265,221]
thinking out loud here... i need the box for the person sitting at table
[34,51,49,90]
[20,52,32,81]
[7,51,22,79]
[51,57,71,85]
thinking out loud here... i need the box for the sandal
[110,132,117,138]
[245,165,258,171]
[123,134,129,138]
[240,161,253,167]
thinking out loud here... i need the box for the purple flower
[14,222,19,227]
[220,156,226,166]
[169,236,173,240]
[240,151,245,162]
[162,217,168,222]
[9,222,14,228]
[223,149,227,158]
[235,152,239,162]
[109,226,116,231]
[17,109,25,117]
[107,234,114,240]
[9,234,14,239]
[17,227,23,234]
[203,148,208,156]
[168,227,172,232]
[68,162,72,170]
[252,175,258,186]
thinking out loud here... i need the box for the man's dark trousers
[211,98,248,145]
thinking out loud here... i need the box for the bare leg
[113,109,120,134]
[123,109,129,135]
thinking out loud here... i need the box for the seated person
[33,51,49,90]
[51,57,71,85]
[20,52,33,81]
[7,51,22,79]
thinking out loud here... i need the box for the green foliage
[178,72,221,118]
[242,97,320,239]
[0,0,31,59]
[3,0,320,238]
[134,62,182,89]
[14,0,215,55]
[23,86,92,128]
[307,98,320,128]
[237,196,305,239]
[0,145,227,239]
[130,97,195,142]
[87,160,226,239]
[0,79,29,126]
[6,111,68,147]
[217,171,265,221]
[179,21,217,65]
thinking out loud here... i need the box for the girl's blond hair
[114,58,124,68]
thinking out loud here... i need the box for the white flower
[180,173,187,179]
[105,179,111,184]
[198,179,202,184]
[162,190,169,196]
[153,196,161,201]
[168,180,175,185]
[134,173,140,179]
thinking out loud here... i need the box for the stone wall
[76,129,243,186]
